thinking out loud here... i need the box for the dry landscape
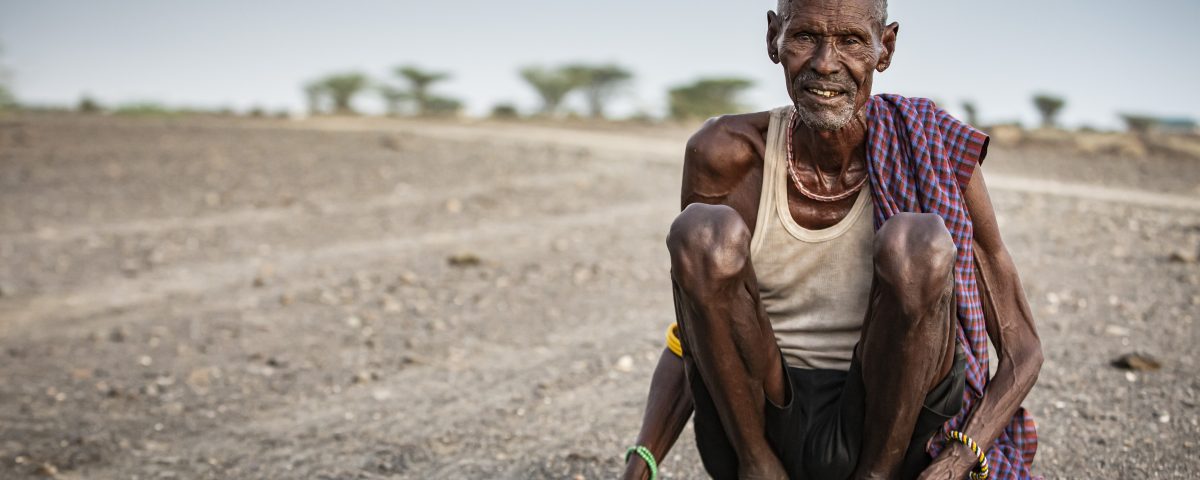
[1,112,1198,479]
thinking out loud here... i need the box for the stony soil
[0,113,1197,479]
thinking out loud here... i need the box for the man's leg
[852,213,960,480]
[667,203,788,480]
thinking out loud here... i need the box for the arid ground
[1,113,1198,479]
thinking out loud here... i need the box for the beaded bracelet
[946,430,990,480]
[665,323,683,357]
[624,445,659,480]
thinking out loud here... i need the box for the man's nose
[809,39,841,76]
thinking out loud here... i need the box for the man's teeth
[807,88,841,98]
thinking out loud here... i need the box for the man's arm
[622,115,766,480]
[621,349,693,480]
[920,169,1044,479]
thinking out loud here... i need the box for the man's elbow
[1016,335,1044,388]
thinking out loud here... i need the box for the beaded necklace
[785,107,868,202]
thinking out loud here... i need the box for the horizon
[1,0,1197,128]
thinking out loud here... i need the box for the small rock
[447,253,482,267]
[109,327,128,343]
[1103,325,1130,337]
[1169,249,1198,264]
[138,355,153,367]
[1045,292,1061,305]
[615,355,634,373]
[399,271,419,285]
[1111,353,1162,371]
[573,267,593,285]
[34,462,58,477]
[186,368,214,394]
[1158,413,1171,424]
[445,198,463,213]
[252,264,275,288]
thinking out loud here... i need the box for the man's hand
[917,444,978,480]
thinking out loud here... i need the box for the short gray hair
[777,0,888,28]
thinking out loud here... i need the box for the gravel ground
[0,113,1197,479]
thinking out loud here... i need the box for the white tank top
[749,106,874,371]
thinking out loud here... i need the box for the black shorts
[689,346,966,480]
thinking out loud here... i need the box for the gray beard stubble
[792,71,858,131]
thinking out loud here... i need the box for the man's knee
[873,213,956,313]
[667,203,751,291]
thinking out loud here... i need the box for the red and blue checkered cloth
[864,94,1038,479]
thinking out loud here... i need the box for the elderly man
[621,1,1042,479]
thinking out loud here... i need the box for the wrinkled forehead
[778,0,879,32]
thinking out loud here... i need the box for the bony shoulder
[684,111,770,171]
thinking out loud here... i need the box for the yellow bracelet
[665,322,683,357]
[946,430,989,480]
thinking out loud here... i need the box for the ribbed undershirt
[748,106,875,371]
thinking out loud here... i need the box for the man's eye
[796,33,815,42]
[843,37,861,46]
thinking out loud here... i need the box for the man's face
[767,0,898,131]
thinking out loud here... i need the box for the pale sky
[1,0,1197,128]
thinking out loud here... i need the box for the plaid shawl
[863,94,1038,479]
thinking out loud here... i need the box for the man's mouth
[804,88,845,98]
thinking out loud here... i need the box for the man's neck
[790,113,868,175]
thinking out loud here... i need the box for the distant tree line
[0,41,1190,134]
[302,62,758,122]
[304,66,463,117]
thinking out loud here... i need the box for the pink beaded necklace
[785,107,868,203]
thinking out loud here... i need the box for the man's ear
[767,11,781,64]
[876,21,899,72]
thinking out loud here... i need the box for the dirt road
[1,114,1197,479]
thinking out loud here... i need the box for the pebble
[615,355,634,373]
[1169,249,1198,264]
[1104,325,1131,337]
[1112,353,1162,371]
[447,253,482,267]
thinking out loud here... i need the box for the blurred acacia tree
[78,95,103,113]
[1119,113,1158,135]
[668,77,754,120]
[0,44,14,109]
[961,101,979,126]
[304,81,327,115]
[520,66,582,117]
[565,63,632,119]
[1032,93,1065,128]
[395,65,455,116]
[424,96,462,116]
[378,85,409,117]
[491,103,519,119]
[317,73,368,115]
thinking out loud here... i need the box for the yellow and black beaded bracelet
[946,430,990,480]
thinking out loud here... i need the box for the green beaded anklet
[624,445,659,480]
